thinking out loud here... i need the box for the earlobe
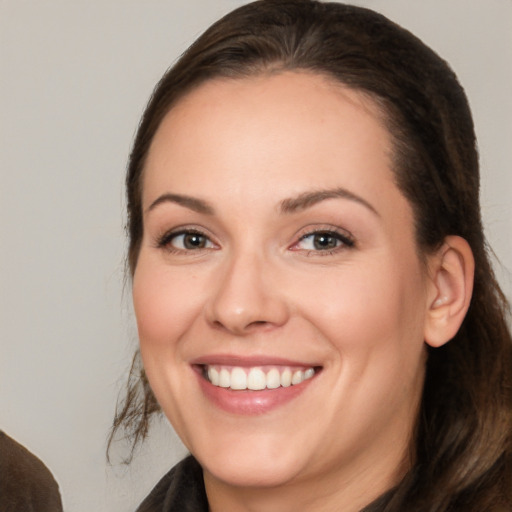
[424,236,475,348]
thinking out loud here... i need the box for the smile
[204,365,317,391]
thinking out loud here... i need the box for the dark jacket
[0,431,63,512]
[136,456,208,512]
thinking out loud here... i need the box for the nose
[205,251,290,335]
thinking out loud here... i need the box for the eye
[158,229,215,252]
[293,229,354,253]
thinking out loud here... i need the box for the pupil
[184,234,205,249]
[314,233,337,250]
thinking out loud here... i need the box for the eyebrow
[146,193,215,215]
[279,187,379,216]
[146,187,378,217]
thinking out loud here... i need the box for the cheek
[296,256,427,356]
[132,258,203,351]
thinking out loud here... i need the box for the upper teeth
[206,366,316,391]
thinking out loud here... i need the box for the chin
[201,451,304,488]
[188,426,311,488]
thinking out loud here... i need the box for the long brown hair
[111,1,512,509]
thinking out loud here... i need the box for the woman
[111,1,512,510]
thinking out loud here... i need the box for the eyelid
[155,225,219,252]
[289,225,355,253]
[152,223,354,256]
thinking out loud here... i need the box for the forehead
[163,72,388,145]
[143,71,395,200]
[168,71,386,124]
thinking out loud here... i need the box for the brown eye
[159,230,215,251]
[182,233,208,249]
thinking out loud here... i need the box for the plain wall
[1,1,510,510]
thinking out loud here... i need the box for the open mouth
[192,360,323,414]
[199,364,321,391]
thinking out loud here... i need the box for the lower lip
[195,368,317,415]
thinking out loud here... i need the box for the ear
[424,235,475,348]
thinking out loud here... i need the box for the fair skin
[133,72,472,511]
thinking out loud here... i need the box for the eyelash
[156,228,215,254]
[155,226,355,256]
[291,228,355,256]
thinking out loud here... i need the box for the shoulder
[136,455,208,512]
[0,431,63,512]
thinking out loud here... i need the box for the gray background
[1,1,510,510]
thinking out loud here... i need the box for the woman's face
[133,72,434,495]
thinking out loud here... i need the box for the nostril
[245,320,274,332]
[211,318,273,335]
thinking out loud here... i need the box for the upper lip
[190,354,321,368]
